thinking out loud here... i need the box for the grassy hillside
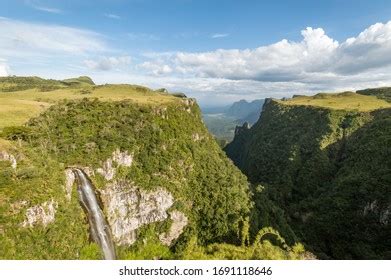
[225,90,391,259]
[357,87,391,102]
[0,77,178,130]
[282,92,391,111]
[0,76,305,260]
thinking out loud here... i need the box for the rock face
[64,169,75,201]
[101,180,174,245]
[363,200,391,225]
[0,151,17,169]
[21,200,57,228]
[159,210,188,245]
[97,149,133,181]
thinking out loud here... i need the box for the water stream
[73,168,116,260]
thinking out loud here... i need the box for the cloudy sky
[1,0,391,106]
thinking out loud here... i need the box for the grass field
[0,84,179,130]
[280,91,391,111]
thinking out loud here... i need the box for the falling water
[73,168,116,260]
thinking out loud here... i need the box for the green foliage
[357,87,391,102]
[0,147,90,259]
[225,95,391,259]
[1,96,255,259]
[0,76,95,93]
[1,126,32,141]
[0,76,64,92]
[176,228,307,260]
[79,243,102,260]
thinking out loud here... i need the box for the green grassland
[281,91,391,111]
[0,80,179,130]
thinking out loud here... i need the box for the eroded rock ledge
[0,151,17,169]
[21,199,58,228]
[101,180,175,245]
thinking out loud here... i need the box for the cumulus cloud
[0,17,106,57]
[139,61,173,75]
[84,56,131,71]
[140,21,391,87]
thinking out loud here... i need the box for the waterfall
[73,168,116,260]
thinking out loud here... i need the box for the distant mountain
[226,99,265,119]
[201,99,264,142]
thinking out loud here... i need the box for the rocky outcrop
[21,200,57,228]
[10,200,28,214]
[191,133,204,142]
[96,160,116,181]
[181,98,196,113]
[97,149,133,181]
[64,169,75,201]
[159,210,188,245]
[364,201,391,225]
[234,122,250,136]
[0,151,17,169]
[101,180,174,245]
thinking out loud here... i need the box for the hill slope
[0,76,306,260]
[225,90,391,259]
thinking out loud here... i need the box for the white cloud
[211,33,229,39]
[0,60,10,76]
[84,56,131,71]
[105,14,121,20]
[33,6,62,14]
[0,17,106,57]
[139,61,172,75]
[141,21,391,87]
[26,0,62,14]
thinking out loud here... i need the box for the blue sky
[1,0,391,105]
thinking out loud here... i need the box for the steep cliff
[225,91,391,259]
[0,77,314,260]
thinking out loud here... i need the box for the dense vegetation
[357,87,391,102]
[0,77,304,259]
[225,91,391,259]
[0,76,94,92]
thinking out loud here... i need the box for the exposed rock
[82,166,95,178]
[101,181,174,245]
[234,122,250,136]
[112,149,133,167]
[97,149,133,181]
[153,107,168,119]
[181,98,195,113]
[0,151,17,169]
[363,200,378,216]
[10,200,28,214]
[97,159,115,181]
[192,133,204,142]
[363,200,390,225]
[301,251,317,260]
[21,199,58,228]
[159,210,188,245]
[380,207,390,225]
[64,169,75,201]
